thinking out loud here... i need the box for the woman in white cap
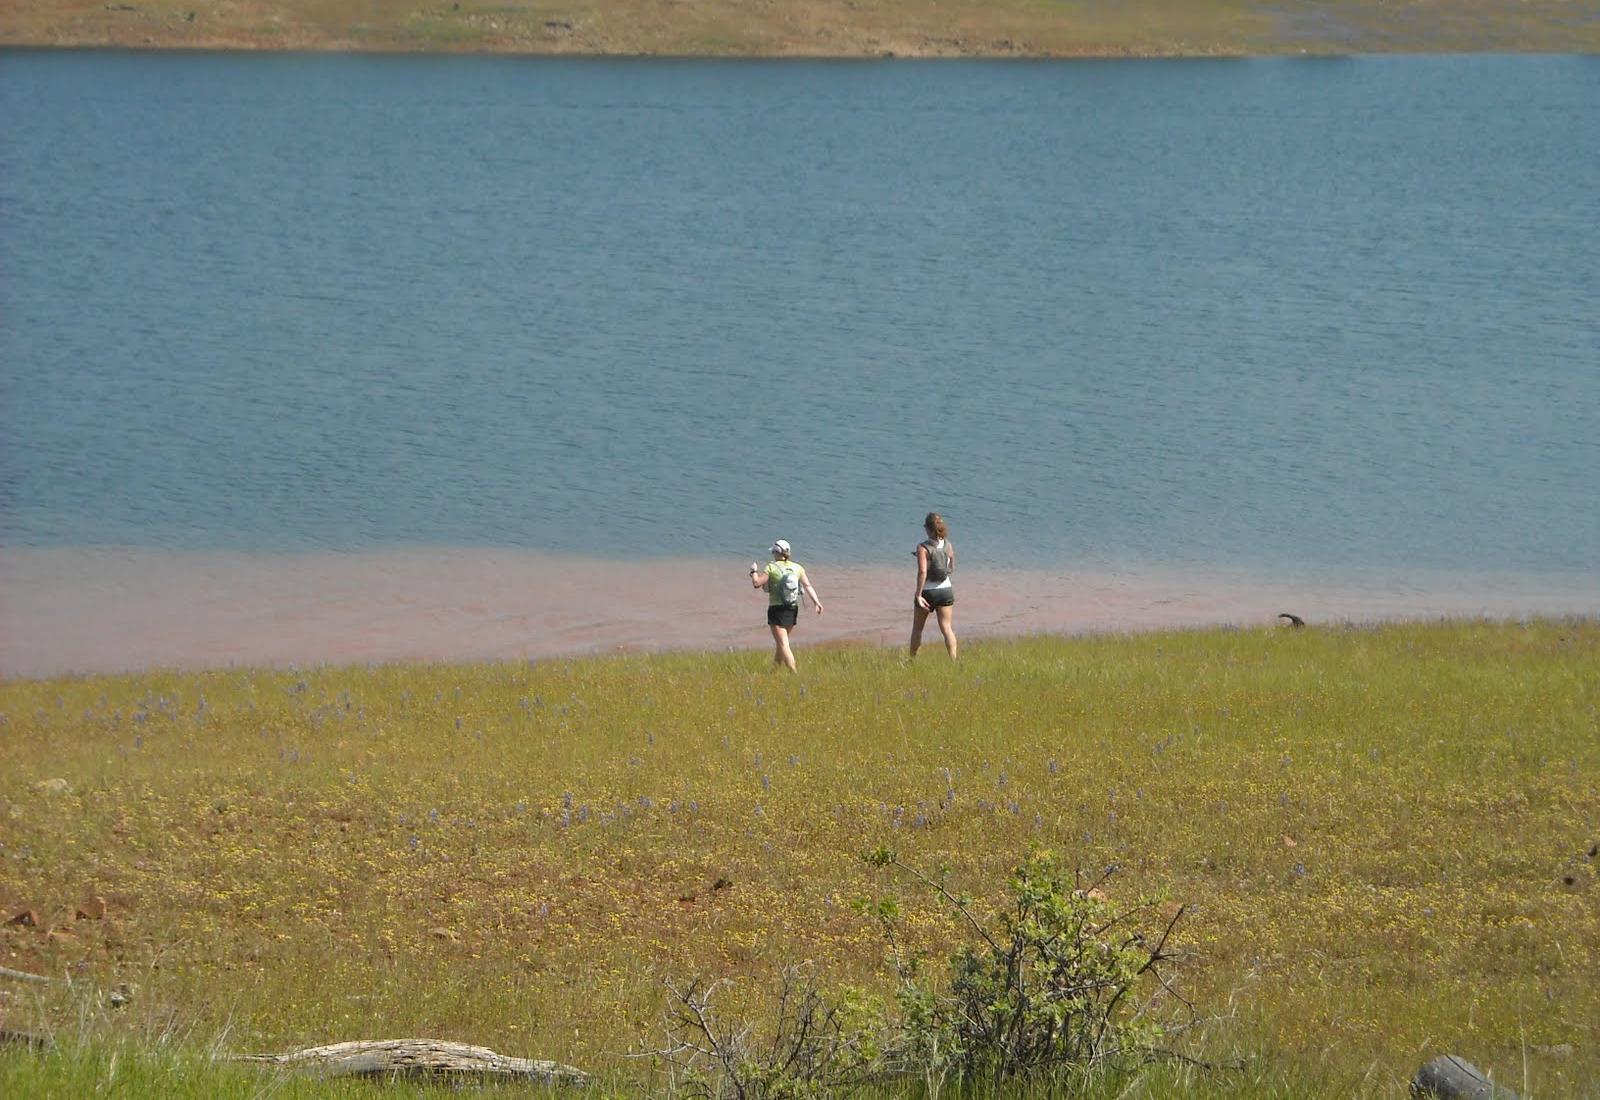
[749,539,824,671]
[910,511,957,660]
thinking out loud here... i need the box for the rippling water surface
[2,53,1597,672]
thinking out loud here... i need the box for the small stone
[4,910,39,928]
[32,779,69,795]
[1282,835,1297,847]
[76,896,108,921]
[429,927,457,941]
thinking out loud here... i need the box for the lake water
[2,52,1597,675]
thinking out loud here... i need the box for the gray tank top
[921,539,951,585]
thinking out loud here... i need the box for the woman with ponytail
[910,512,957,660]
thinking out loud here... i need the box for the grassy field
[3,0,1599,55]
[2,619,1597,1096]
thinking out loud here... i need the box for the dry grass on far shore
[4,0,1599,56]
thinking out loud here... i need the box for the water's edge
[5,547,1596,680]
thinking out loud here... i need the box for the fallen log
[1412,1055,1520,1099]
[0,1028,53,1050]
[0,965,59,984]
[234,1038,589,1085]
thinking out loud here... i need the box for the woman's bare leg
[909,603,930,658]
[935,605,957,660]
[770,624,797,671]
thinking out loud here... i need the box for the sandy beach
[2,546,1596,679]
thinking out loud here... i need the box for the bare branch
[888,855,1001,954]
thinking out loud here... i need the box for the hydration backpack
[777,563,802,608]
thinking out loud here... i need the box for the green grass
[2,619,1597,1096]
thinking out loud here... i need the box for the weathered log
[0,965,59,984]
[0,1028,53,1050]
[234,1038,589,1085]
[1412,1055,1520,1099]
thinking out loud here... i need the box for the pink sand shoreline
[3,546,1597,680]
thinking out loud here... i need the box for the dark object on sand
[233,1039,589,1085]
[1412,1055,1520,1099]
[1277,612,1306,628]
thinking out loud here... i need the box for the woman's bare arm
[802,574,824,614]
[749,562,769,590]
[915,545,930,609]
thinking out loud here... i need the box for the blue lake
[3,52,1597,577]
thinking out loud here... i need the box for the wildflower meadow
[2,618,1596,1097]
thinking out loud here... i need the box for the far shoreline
[4,0,1597,60]
[5,42,1598,61]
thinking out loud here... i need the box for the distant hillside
[4,0,1598,55]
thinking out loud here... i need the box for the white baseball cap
[771,539,791,557]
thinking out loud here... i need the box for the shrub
[864,847,1190,1090]
[645,850,1192,1097]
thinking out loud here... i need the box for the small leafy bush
[864,847,1190,1090]
[648,851,1191,1097]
